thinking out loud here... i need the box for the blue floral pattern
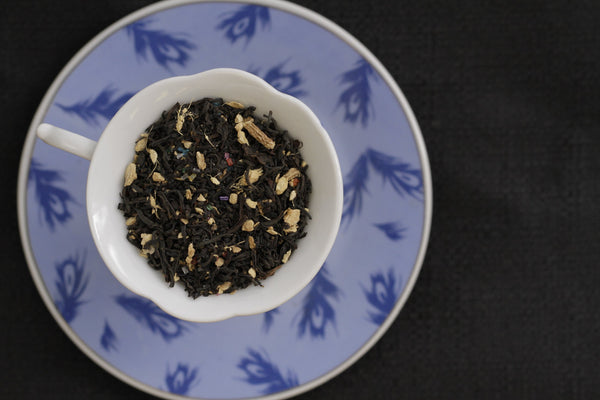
[336,58,377,126]
[28,159,76,231]
[115,294,188,342]
[217,5,270,45]
[363,268,401,325]
[252,61,307,98]
[126,19,195,69]
[100,321,118,352]
[54,253,89,323]
[295,266,340,339]
[165,363,199,395]
[262,308,280,333]
[373,222,406,241]
[24,2,429,398]
[341,153,369,225]
[342,148,423,226]
[368,148,424,200]
[57,87,134,125]
[238,348,299,395]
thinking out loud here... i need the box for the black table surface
[3,0,599,399]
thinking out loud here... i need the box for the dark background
[3,0,599,399]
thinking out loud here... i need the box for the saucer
[18,0,431,398]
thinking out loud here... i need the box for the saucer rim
[17,0,432,399]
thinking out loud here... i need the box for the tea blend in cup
[118,98,311,298]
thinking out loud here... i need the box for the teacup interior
[86,69,342,322]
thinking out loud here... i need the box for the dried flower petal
[124,163,137,186]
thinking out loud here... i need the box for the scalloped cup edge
[86,68,343,322]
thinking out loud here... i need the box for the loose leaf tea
[118,98,311,297]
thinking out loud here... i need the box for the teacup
[37,68,342,322]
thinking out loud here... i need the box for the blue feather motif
[54,253,89,323]
[262,308,280,333]
[28,159,76,230]
[363,268,400,325]
[165,363,199,395]
[367,148,423,200]
[100,321,118,352]
[342,149,423,226]
[252,61,307,98]
[336,58,377,126]
[115,294,188,342]
[296,266,340,339]
[57,87,134,125]
[238,348,299,395]
[341,153,369,225]
[373,222,406,241]
[126,20,195,69]
[217,5,270,45]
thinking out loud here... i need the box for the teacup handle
[37,123,97,161]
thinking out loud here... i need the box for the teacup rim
[86,68,343,322]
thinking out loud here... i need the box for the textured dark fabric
[3,0,600,399]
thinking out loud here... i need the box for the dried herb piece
[118,98,311,298]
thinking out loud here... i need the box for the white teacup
[37,68,342,322]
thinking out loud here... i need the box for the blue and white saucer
[18,1,431,398]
